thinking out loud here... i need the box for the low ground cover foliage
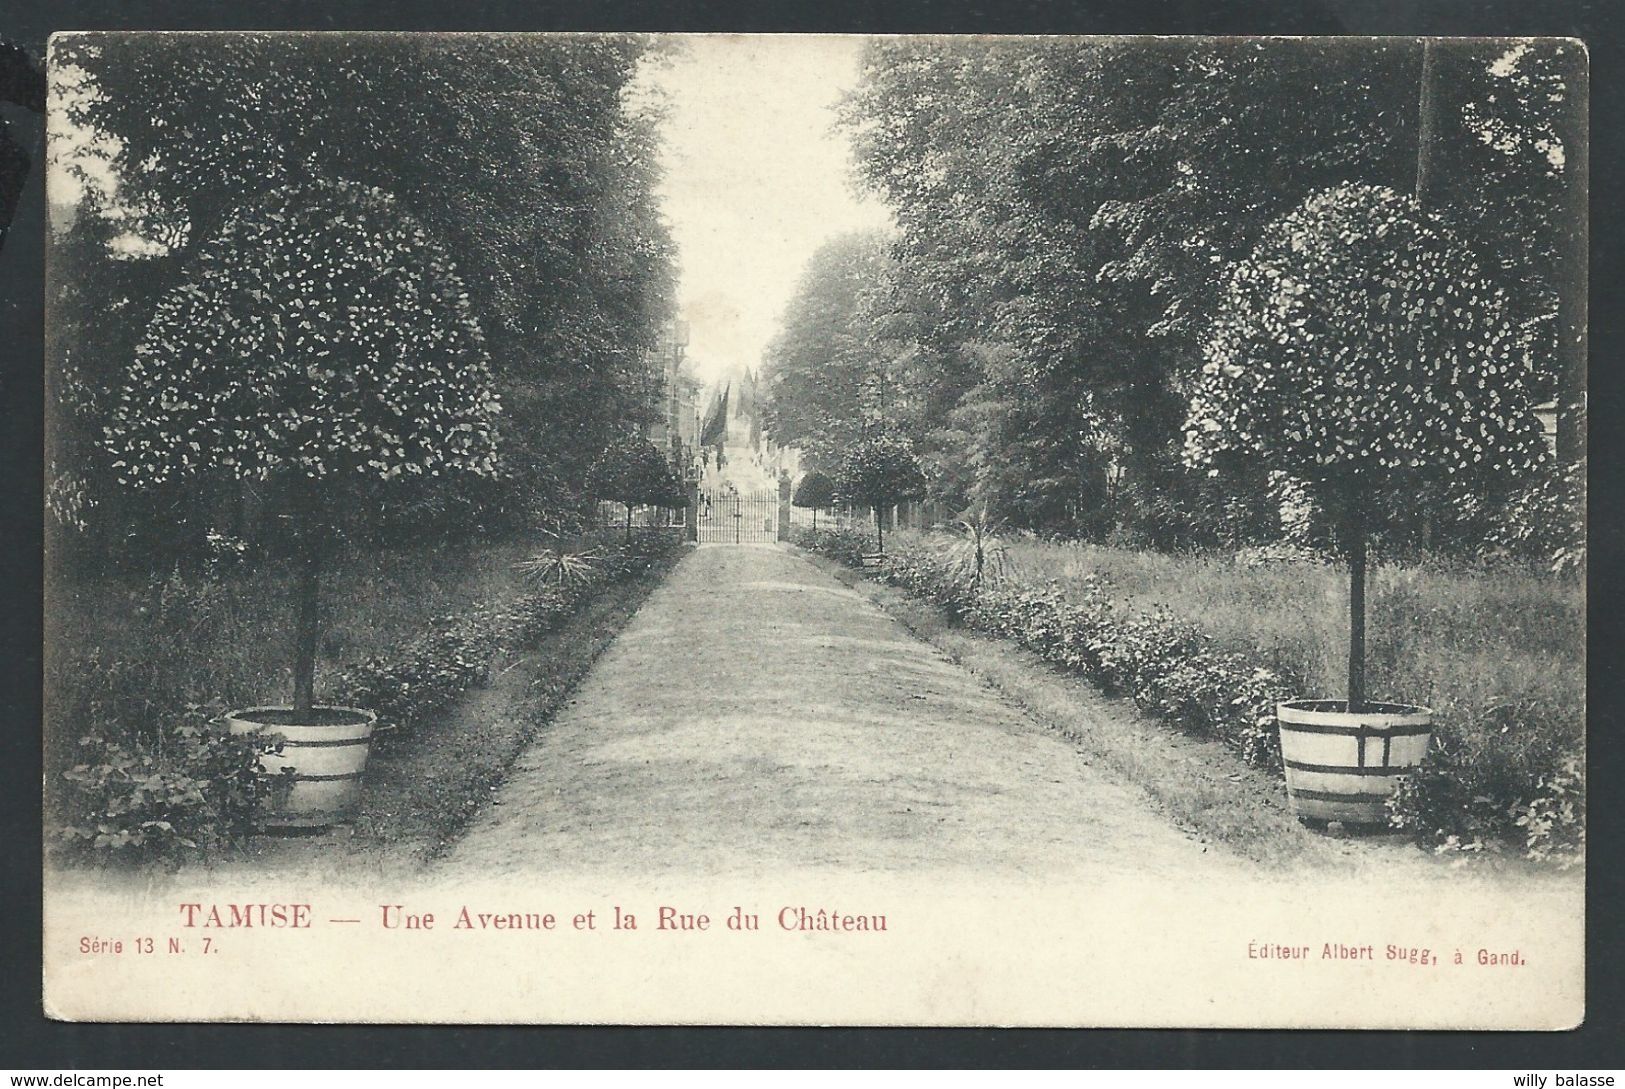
[790,524,874,567]
[57,708,293,869]
[334,531,682,738]
[801,527,1582,864]
[51,530,686,867]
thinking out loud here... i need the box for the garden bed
[796,525,1584,865]
[46,528,688,868]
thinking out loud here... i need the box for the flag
[700,383,729,447]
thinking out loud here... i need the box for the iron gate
[697,486,778,543]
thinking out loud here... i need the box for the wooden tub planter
[1276,699,1433,830]
[225,706,378,830]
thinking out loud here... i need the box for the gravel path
[439,544,1247,880]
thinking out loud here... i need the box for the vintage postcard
[41,32,1586,1026]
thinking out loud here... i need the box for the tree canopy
[104,180,500,493]
[760,230,895,471]
[837,435,925,551]
[837,435,926,510]
[798,37,1582,548]
[51,33,672,537]
[1184,182,1548,527]
[587,438,685,510]
[792,470,838,510]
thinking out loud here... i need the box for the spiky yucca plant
[514,547,601,591]
[940,509,1015,592]
[514,515,601,591]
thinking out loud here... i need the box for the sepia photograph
[38,31,1586,1027]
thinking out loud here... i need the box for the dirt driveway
[440,544,1247,881]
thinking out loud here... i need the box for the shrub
[937,511,1017,593]
[811,528,1578,862]
[1480,458,1585,575]
[515,545,602,592]
[792,525,875,568]
[330,531,685,736]
[331,617,499,736]
[1388,702,1584,865]
[57,708,292,869]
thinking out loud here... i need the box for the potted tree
[103,179,501,828]
[792,469,838,532]
[1185,182,1548,828]
[837,435,926,554]
[587,438,686,543]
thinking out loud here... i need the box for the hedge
[798,527,1582,865]
[56,530,687,867]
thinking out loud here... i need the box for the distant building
[644,319,705,478]
[669,361,705,476]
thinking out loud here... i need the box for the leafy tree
[1185,183,1548,711]
[840,42,1118,529]
[836,435,926,552]
[587,438,685,542]
[761,231,895,470]
[839,38,1579,544]
[46,209,179,548]
[1443,40,1587,465]
[791,469,838,531]
[51,33,672,533]
[933,343,1115,535]
[102,180,500,715]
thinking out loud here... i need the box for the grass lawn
[843,529,1584,859]
[998,538,1583,735]
[45,529,632,784]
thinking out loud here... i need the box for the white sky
[49,35,896,370]
[645,35,894,385]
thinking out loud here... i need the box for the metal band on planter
[1276,700,1433,827]
[224,706,378,830]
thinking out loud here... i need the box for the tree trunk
[292,534,321,716]
[1414,38,1439,206]
[1346,513,1367,715]
[875,505,884,553]
[625,503,633,544]
[1555,42,1588,466]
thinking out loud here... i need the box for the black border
[3,0,1620,1069]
